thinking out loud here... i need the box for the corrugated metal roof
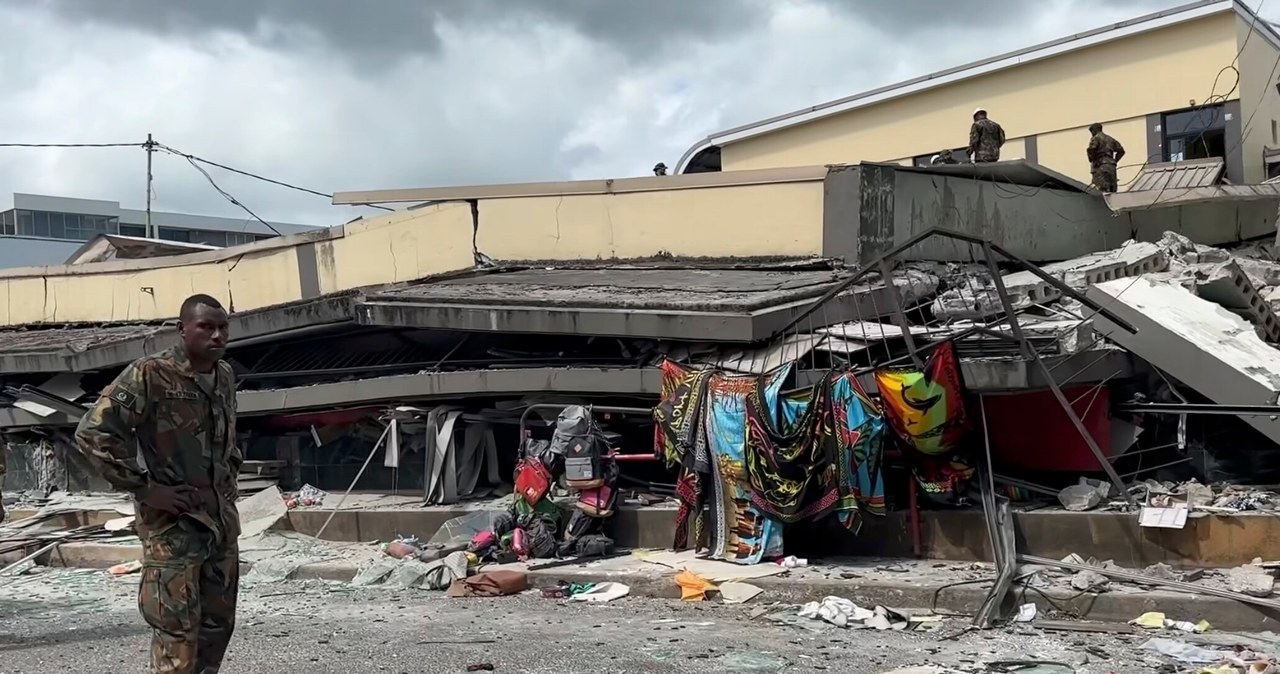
[1127,158,1225,192]
[1106,182,1280,211]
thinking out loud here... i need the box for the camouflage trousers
[973,152,1000,163]
[139,520,239,674]
[1091,163,1118,193]
[0,443,6,523]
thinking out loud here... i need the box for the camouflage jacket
[75,345,242,542]
[968,119,1006,161]
[1087,132,1126,168]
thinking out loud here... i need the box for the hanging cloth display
[873,342,969,456]
[828,372,887,532]
[704,367,787,564]
[743,367,840,524]
[654,360,712,551]
[873,342,974,496]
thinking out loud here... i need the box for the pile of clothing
[654,342,972,565]
[468,405,618,562]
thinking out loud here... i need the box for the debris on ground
[1225,562,1276,598]
[796,596,908,630]
[569,581,630,602]
[675,569,717,602]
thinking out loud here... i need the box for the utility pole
[144,133,155,238]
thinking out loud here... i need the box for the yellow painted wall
[1037,116,1149,186]
[0,180,829,325]
[313,204,475,295]
[0,203,477,325]
[475,179,826,260]
[1237,15,1280,183]
[720,13,1238,173]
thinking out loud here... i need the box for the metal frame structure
[773,227,1140,506]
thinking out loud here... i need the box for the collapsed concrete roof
[0,264,931,374]
[64,235,220,265]
[894,160,1091,193]
[0,349,1129,427]
[355,267,937,342]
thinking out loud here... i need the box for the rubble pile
[929,231,1280,346]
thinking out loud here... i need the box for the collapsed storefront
[8,220,1278,570]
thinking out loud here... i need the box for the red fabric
[983,387,1111,472]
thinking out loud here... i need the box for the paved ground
[0,567,1250,673]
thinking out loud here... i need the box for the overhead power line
[0,142,145,148]
[155,143,394,211]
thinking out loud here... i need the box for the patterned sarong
[874,342,973,496]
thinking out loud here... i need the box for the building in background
[676,0,1280,188]
[0,193,319,269]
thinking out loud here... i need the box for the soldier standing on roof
[968,107,1005,163]
[1086,122,1126,193]
[76,293,241,674]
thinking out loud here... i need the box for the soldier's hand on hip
[139,484,200,514]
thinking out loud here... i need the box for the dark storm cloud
[817,0,1183,32]
[30,0,764,64]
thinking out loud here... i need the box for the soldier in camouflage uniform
[0,440,6,523]
[968,107,1006,163]
[76,294,241,674]
[1087,122,1126,193]
[932,149,960,165]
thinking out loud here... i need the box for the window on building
[12,210,120,240]
[118,224,147,238]
[1162,104,1227,163]
[158,227,191,243]
[0,210,13,236]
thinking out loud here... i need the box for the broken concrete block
[1059,484,1102,511]
[1158,231,1231,265]
[1226,565,1276,597]
[932,240,1168,321]
[1070,570,1111,592]
[1087,278,1280,448]
[1179,481,1215,508]
[1142,563,1179,582]
[1195,260,1280,343]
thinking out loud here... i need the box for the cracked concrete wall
[0,203,476,326]
[472,179,826,260]
[877,168,1132,263]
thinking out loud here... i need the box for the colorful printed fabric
[873,342,969,457]
[654,360,711,469]
[829,372,887,532]
[705,369,785,564]
[744,369,840,524]
[655,360,712,550]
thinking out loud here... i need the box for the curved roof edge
[677,0,1265,174]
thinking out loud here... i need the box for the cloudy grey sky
[0,0,1254,227]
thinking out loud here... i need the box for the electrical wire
[178,155,282,235]
[155,143,395,212]
[0,141,146,148]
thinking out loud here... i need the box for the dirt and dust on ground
[5,565,1280,673]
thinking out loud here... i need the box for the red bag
[577,485,615,517]
[515,459,552,504]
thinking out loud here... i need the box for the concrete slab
[933,241,1168,320]
[1087,277,1280,445]
[357,268,939,342]
[1195,260,1280,343]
